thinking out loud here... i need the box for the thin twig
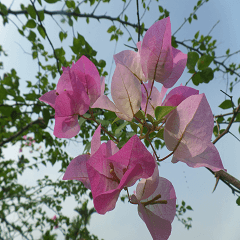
[136,0,140,42]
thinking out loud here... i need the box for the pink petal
[164,94,214,159]
[172,142,225,172]
[54,92,76,117]
[140,17,173,87]
[143,177,176,223]
[91,125,101,156]
[54,115,80,138]
[114,50,146,82]
[136,162,159,201]
[56,67,73,94]
[162,85,199,107]
[63,154,91,189]
[93,188,121,214]
[138,203,172,240]
[111,64,142,120]
[92,95,118,113]
[71,56,101,106]
[39,90,57,108]
[162,47,187,88]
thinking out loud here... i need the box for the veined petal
[172,142,225,172]
[111,64,142,120]
[39,90,57,108]
[164,94,214,159]
[141,17,173,86]
[63,154,91,189]
[54,115,80,138]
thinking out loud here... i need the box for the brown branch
[30,0,61,75]
[0,115,54,147]
[213,102,240,144]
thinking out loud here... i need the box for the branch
[213,102,240,144]
[30,1,61,75]
[0,115,54,147]
[136,0,140,42]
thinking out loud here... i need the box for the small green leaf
[26,5,36,19]
[194,31,199,39]
[124,15,128,22]
[187,52,199,71]
[218,100,232,110]
[186,205,193,210]
[37,25,45,39]
[107,25,117,33]
[38,10,45,21]
[26,19,36,29]
[44,0,61,3]
[197,54,213,70]
[192,72,202,86]
[147,114,154,124]
[135,110,145,120]
[155,106,176,121]
[200,67,214,83]
[115,121,128,135]
[112,117,121,124]
[158,6,163,12]
[130,122,138,133]
[236,196,240,206]
[156,128,164,140]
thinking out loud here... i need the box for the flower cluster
[39,17,225,239]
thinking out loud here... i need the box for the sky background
[1,0,240,239]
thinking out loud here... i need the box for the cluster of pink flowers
[19,135,36,153]
[39,17,225,239]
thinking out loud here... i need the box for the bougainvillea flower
[164,94,225,171]
[131,170,176,240]
[86,134,156,214]
[92,63,142,121]
[40,56,106,138]
[139,17,187,88]
[141,83,199,117]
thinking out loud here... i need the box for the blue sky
[1,0,240,239]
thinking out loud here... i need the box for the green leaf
[155,106,176,121]
[194,31,199,39]
[186,205,193,210]
[42,108,50,126]
[44,0,61,3]
[37,25,45,39]
[135,110,145,120]
[107,25,117,33]
[38,10,45,21]
[197,54,213,70]
[112,117,121,124]
[192,72,202,86]
[236,196,240,206]
[218,100,232,110]
[156,128,164,140]
[26,5,36,19]
[187,52,199,71]
[124,15,128,22]
[158,6,163,12]
[200,67,214,83]
[26,19,36,29]
[147,114,154,124]
[130,122,138,134]
[193,14,197,20]
[115,121,128,135]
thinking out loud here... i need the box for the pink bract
[86,134,156,214]
[164,94,225,171]
[92,63,142,121]
[140,17,187,88]
[131,174,176,240]
[39,55,104,138]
